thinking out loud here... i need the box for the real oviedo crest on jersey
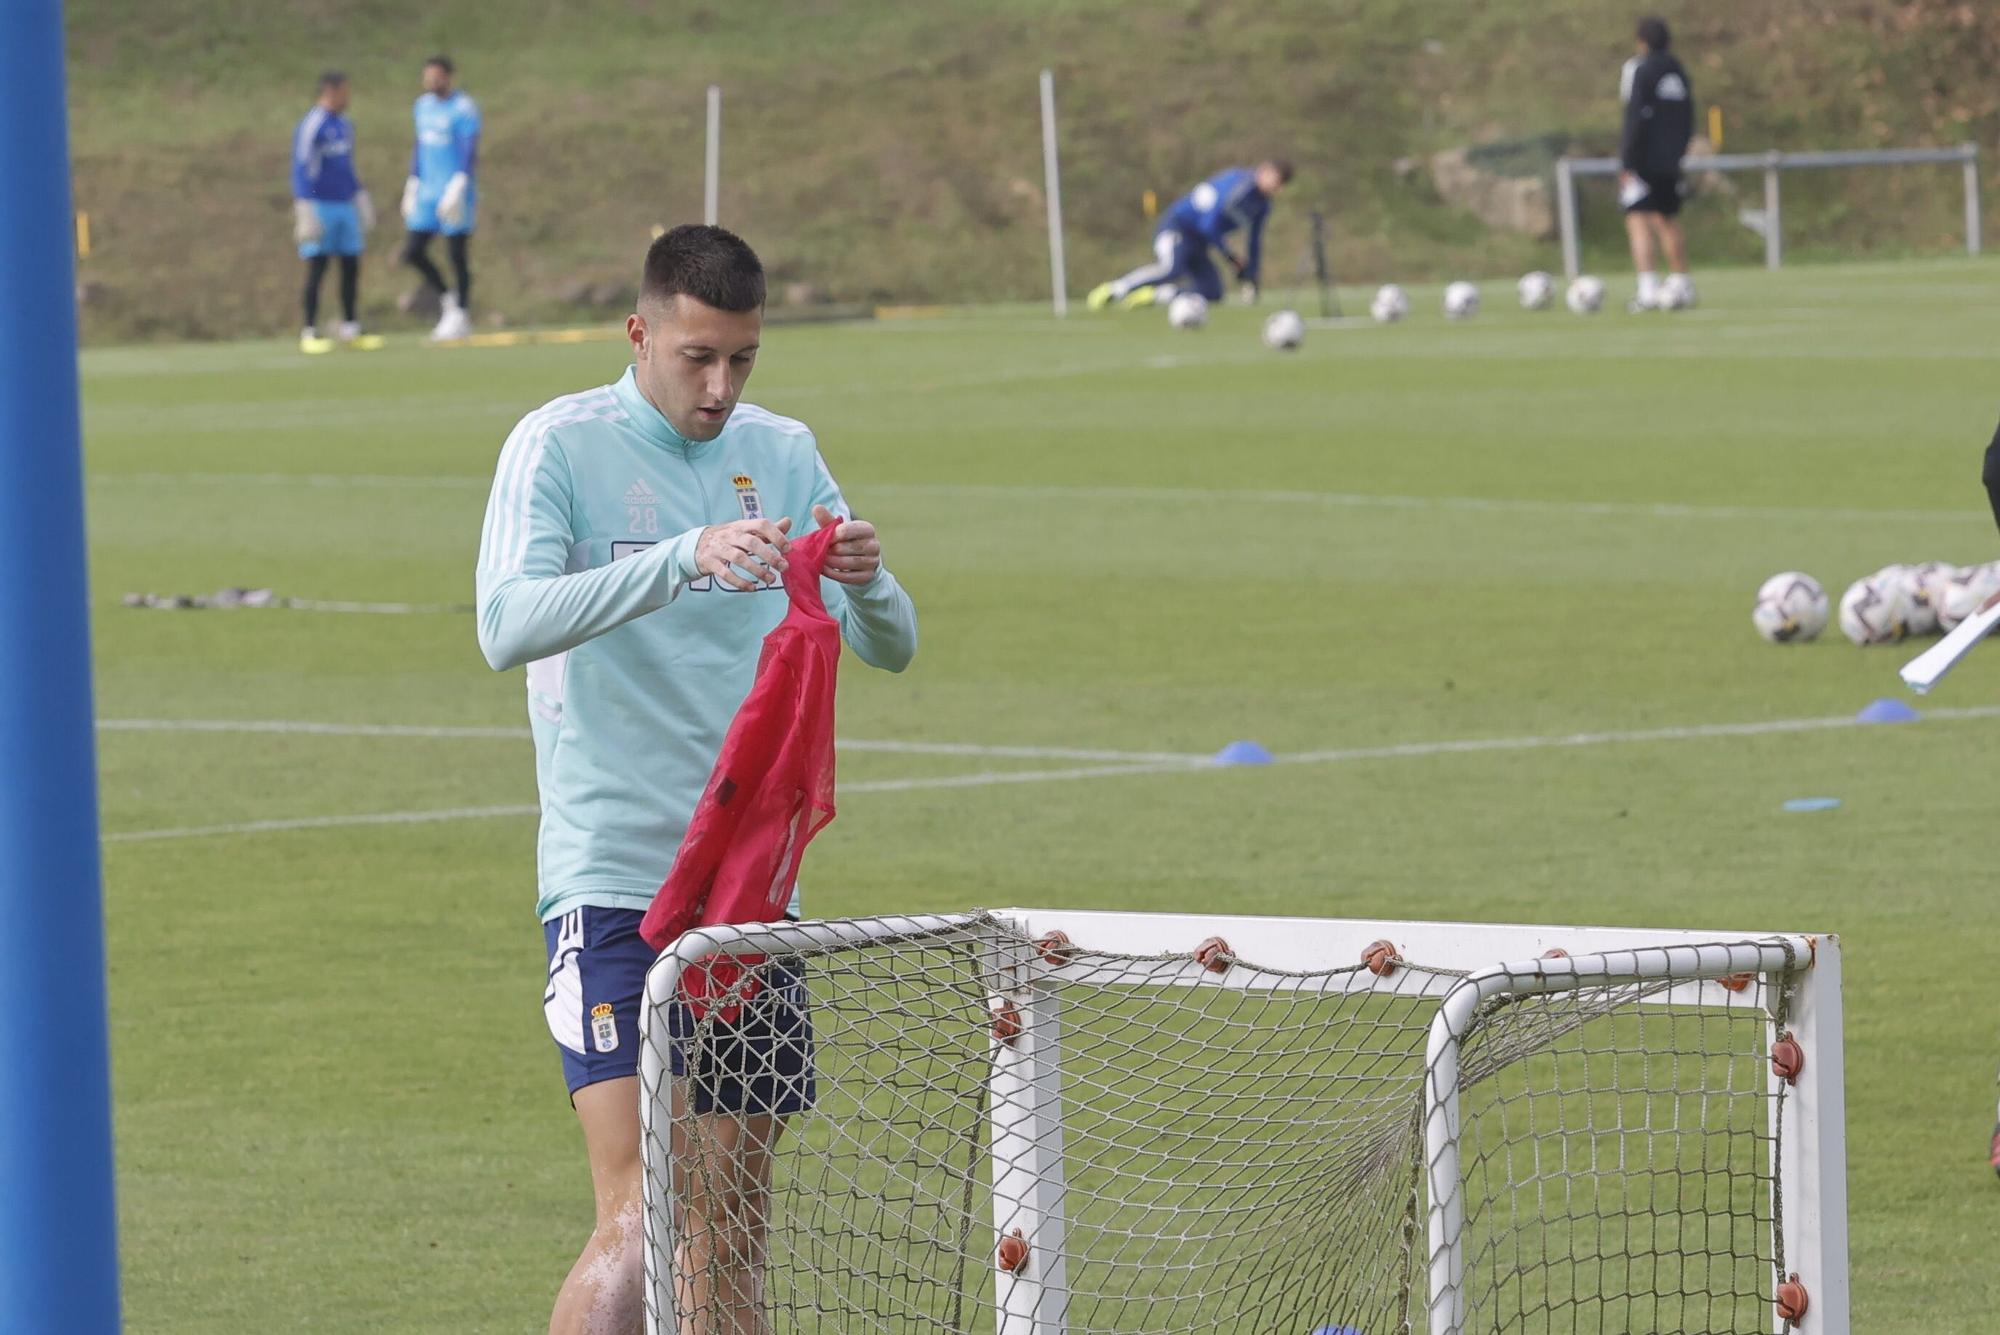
[589,1001,619,1053]
[733,475,763,520]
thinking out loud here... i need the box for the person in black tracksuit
[1620,17,1696,310]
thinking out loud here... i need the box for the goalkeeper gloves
[353,190,376,233]
[292,200,323,245]
[400,176,420,224]
[437,173,470,226]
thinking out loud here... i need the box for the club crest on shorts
[732,474,763,520]
[590,1001,619,1053]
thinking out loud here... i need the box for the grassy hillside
[64,0,2000,340]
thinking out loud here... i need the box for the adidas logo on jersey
[623,479,660,508]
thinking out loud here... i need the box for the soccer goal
[639,910,1846,1334]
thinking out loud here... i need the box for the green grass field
[89,258,2000,1331]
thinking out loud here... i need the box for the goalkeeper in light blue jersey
[476,224,916,1335]
[398,55,481,340]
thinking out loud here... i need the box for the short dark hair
[1636,16,1670,50]
[641,224,766,313]
[318,70,349,92]
[424,55,454,74]
[1264,158,1296,185]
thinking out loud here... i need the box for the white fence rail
[1556,142,1982,277]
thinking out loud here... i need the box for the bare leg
[671,1086,784,1335]
[1624,210,1658,276]
[1655,216,1688,273]
[550,1078,646,1335]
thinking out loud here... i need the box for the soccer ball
[1837,574,1910,646]
[1939,562,2000,631]
[1750,572,1829,644]
[1566,276,1606,314]
[1904,561,1954,635]
[1261,309,1306,350]
[1166,293,1210,330]
[1443,281,1480,319]
[1369,284,1408,324]
[1517,271,1555,310]
[1660,272,1698,310]
[1870,564,1931,635]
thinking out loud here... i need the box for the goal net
[638,910,1845,1335]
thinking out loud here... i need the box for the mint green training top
[475,366,918,921]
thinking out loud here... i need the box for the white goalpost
[639,909,1847,1334]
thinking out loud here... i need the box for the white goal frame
[639,908,1847,1335]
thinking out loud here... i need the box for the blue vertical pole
[0,3,122,1331]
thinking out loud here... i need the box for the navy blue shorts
[542,906,816,1114]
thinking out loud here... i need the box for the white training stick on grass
[1900,592,2000,694]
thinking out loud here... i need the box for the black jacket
[1621,50,1695,176]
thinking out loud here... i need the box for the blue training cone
[1212,739,1275,766]
[1855,698,1919,724]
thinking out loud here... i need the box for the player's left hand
[354,190,376,233]
[812,504,882,586]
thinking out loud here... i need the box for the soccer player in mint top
[399,55,481,341]
[290,72,377,354]
[1619,16,1696,312]
[477,224,917,1335]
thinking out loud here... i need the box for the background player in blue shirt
[1087,159,1292,311]
[398,55,481,342]
[291,71,378,353]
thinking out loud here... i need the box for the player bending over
[476,225,917,1335]
[399,54,481,341]
[290,72,378,353]
[1619,16,1696,312]
[1087,159,1292,311]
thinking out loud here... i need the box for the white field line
[94,718,1206,763]
[103,804,540,844]
[97,705,2000,844]
[89,471,1978,527]
[866,482,1979,527]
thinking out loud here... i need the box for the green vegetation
[90,260,2000,1329]
[65,0,2000,340]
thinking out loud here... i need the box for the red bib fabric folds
[640,522,844,973]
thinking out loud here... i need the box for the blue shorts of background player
[1143,227,1224,302]
[542,906,815,1114]
[298,200,365,259]
[404,191,477,236]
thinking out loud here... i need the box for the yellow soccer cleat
[1117,285,1158,310]
[299,329,336,355]
[1086,282,1117,311]
[347,334,385,352]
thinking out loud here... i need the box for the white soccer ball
[1939,562,2000,631]
[1261,309,1306,350]
[1903,561,1955,636]
[1443,281,1480,320]
[1517,271,1555,310]
[1369,284,1409,324]
[1838,574,1910,646]
[1166,293,1210,330]
[1751,572,1829,644]
[1566,276,1606,314]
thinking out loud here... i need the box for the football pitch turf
[88,258,2000,1331]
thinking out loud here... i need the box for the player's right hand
[400,176,420,224]
[292,200,322,245]
[695,516,792,590]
